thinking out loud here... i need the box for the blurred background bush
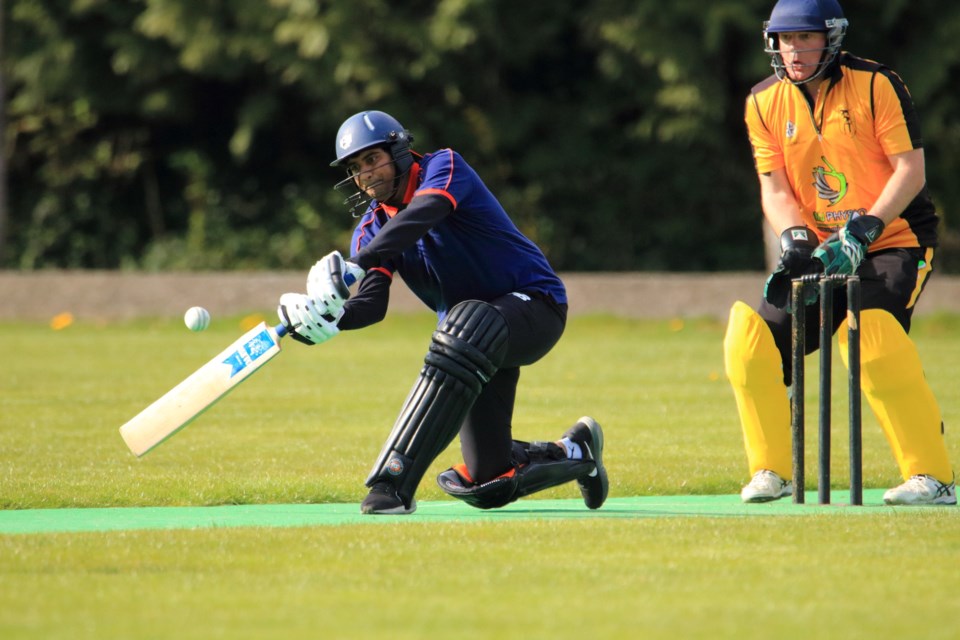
[3,0,958,272]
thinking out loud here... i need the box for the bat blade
[119,322,286,457]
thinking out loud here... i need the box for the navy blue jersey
[349,149,566,320]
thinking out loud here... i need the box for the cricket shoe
[883,475,957,506]
[563,416,608,509]
[360,482,417,515]
[740,469,793,503]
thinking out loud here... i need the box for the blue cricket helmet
[763,0,848,84]
[330,110,416,216]
[765,0,844,33]
[330,110,414,169]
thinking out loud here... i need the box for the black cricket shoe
[563,416,608,509]
[360,481,417,515]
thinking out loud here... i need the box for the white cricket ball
[184,306,211,332]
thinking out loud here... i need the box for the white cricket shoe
[883,475,957,506]
[741,469,793,503]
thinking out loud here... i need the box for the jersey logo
[838,107,856,136]
[812,156,848,206]
[785,120,796,139]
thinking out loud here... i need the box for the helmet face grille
[762,0,848,85]
[330,110,417,216]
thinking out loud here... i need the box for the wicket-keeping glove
[306,251,365,318]
[277,293,340,345]
[763,226,822,310]
[813,215,885,276]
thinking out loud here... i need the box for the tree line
[4,0,960,272]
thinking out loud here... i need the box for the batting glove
[277,293,341,346]
[813,215,884,276]
[306,251,365,317]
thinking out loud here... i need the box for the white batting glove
[306,251,365,317]
[277,293,341,346]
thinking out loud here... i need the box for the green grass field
[3,311,960,639]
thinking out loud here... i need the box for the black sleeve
[338,268,391,330]
[351,193,453,271]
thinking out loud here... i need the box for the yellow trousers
[724,303,951,483]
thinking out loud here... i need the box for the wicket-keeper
[724,0,954,505]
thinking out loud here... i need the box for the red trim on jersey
[368,266,392,279]
[377,162,422,219]
[413,149,458,208]
[399,162,422,205]
[353,216,377,254]
[416,188,457,208]
[355,149,460,257]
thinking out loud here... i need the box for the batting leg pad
[839,309,951,482]
[723,301,792,477]
[436,440,594,509]
[366,300,510,504]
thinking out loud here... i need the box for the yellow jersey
[746,53,938,250]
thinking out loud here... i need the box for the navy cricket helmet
[330,110,416,216]
[330,110,414,170]
[763,0,848,84]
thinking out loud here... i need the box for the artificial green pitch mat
[0,489,921,534]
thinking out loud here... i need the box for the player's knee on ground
[437,441,593,509]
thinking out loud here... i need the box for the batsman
[277,110,608,514]
[724,0,954,505]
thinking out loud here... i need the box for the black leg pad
[366,300,509,505]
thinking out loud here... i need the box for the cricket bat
[119,322,289,457]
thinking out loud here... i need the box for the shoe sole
[883,479,957,506]
[741,493,784,504]
[360,499,418,515]
[883,496,956,506]
[576,416,608,510]
[741,483,792,504]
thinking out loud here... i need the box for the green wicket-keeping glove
[812,215,885,276]
[764,226,822,311]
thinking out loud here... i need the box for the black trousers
[758,247,932,387]
[458,292,567,483]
